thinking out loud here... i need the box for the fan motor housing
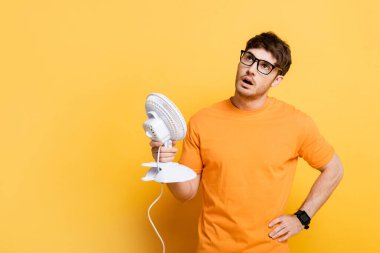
[143,116,171,143]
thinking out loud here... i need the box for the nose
[246,60,258,75]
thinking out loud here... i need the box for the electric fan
[142,93,197,253]
[141,93,196,183]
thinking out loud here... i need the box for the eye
[245,55,253,61]
[259,62,271,70]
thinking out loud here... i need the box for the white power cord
[147,146,166,253]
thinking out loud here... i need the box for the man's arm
[150,140,201,202]
[268,153,344,242]
[298,154,344,217]
[167,175,201,202]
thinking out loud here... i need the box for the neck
[230,93,268,111]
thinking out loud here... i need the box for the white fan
[142,93,196,183]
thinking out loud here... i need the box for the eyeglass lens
[240,52,274,75]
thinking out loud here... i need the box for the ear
[271,74,284,87]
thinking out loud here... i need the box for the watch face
[295,210,311,226]
[300,213,309,222]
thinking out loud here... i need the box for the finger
[152,153,175,162]
[278,233,291,242]
[150,140,178,148]
[269,224,286,238]
[152,150,177,156]
[271,226,288,239]
[150,141,163,148]
[152,147,178,153]
[156,153,176,158]
[269,216,283,228]
[159,157,175,163]
[162,146,178,152]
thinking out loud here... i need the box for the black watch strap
[294,210,311,229]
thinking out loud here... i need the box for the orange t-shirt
[179,97,334,253]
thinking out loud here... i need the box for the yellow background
[1,0,379,252]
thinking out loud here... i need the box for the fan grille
[145,93,187,140]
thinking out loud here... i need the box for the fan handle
[164,140,172,148]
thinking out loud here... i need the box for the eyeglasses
[240,50,282,75]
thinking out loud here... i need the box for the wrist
[294,210,311,229]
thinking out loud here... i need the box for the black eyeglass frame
[240,50,283,75]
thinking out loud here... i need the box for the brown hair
[245,32,292,76]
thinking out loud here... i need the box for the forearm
[299,155,344,218]
[167,175,200,202]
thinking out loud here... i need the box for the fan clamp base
[141,162,197,183]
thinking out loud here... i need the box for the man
[150,32,344,253]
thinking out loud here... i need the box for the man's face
[235,48,283,99]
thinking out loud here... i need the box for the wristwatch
[294,210,311,229]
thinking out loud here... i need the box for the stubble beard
[235,79,272,100]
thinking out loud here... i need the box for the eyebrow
[246,51,276,66]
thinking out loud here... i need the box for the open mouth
[242,79,253,85]
[241,78,254,87]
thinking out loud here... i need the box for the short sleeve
[179,117,203,174]
[298,115,335,169]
